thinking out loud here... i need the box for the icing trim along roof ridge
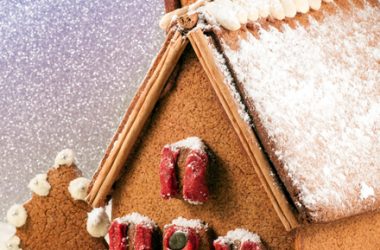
[160,0,333,31]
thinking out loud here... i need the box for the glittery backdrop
[0,0,164,221]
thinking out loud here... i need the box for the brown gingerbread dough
[16,164,108,250]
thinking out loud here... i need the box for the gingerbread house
[87,0,380,249]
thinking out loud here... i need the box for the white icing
[167,217,207,231]
[280,0,297,17]
[0,236,21,250]
[28,174,51,196]
[54,149,75,167]
[217,3,380,220]
[168,136,206,151]
[0,223,16,242]
[270,0,286,20]
[68,177,90,201]
[308,0,321,10]
[6,205,27,228]
[86,207,110,237]
[294,0,310,13]
[360,182,375,200]
[205,2,241,31]
[116,212,156,228]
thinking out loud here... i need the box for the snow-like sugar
[225,228,261,243]
[360,182,375,201]
[217,2,380,221]
[117,212,156,228]
[169,217,207,230]
[210,45,252,125]
[169,137,206,151]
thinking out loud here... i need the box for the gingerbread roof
[87,0,379,230]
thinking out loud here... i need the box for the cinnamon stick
[188,29,299,231]
[87,31,188,207]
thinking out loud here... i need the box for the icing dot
[6,205,27,228]
[54,149,75,167]
[28,174,51,196]
[86,207,110,238]
[68,177,90,201]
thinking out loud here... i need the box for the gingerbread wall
[112,48,294,249]
[17,165,108,249]
[296,211,380,249]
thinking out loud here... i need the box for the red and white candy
[159,137,209,204]
[109,212,157,250]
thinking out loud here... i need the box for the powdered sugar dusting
[116,212,156,228]
[225,228,261,243]
[219,3,380,221]
[168,137,206,150]
[360,182,375,201]
[209,45,252,125]
[168,217,207,230]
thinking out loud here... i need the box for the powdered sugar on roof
[218,2,380,221]
[360,182,375,201]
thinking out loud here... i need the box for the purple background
[0,0,164,220]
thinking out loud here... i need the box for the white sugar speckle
[168,137,206,150]
[360,182,375,201]
[167,217,207,231]
[116,212,156,229]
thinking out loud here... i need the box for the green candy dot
[169,231,188,250]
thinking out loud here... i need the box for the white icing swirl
[68,177,90,201]
[6,205,27,228]
[28,174,51,196]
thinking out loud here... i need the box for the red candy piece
[240,241,261,250]
[184,228,201,250]
[160,146,180,199]
[164,225,201,250]
[183,150,209,204]
[134,224,154,250]
[213,240,231,250]
[109,220,129,250]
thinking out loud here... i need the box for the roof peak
[160,0,333,31]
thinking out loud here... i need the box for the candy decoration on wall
[183,149,209,204]
[163,217,209,250]
[109,212,158,250]
[160,146,180,199]
[159,137,209,205]
[213,228,265,250]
